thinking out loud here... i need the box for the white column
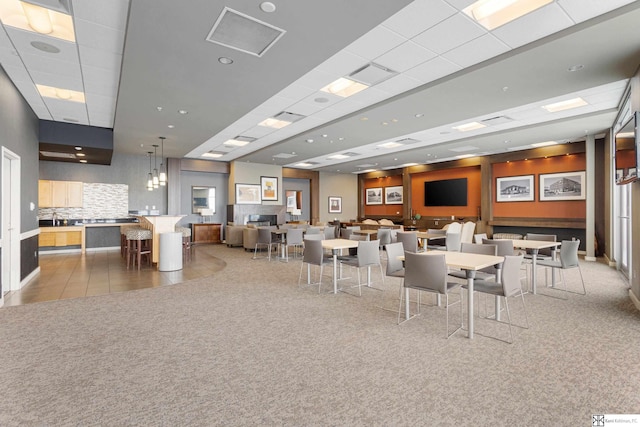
[585,134,596,261]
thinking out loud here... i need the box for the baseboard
[604,253,616,267]
[630,289,640,313]
[85,246,120,253]
[20,266,40,289]
[584,256,596,262]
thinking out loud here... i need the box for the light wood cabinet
[39,230,83,247]
[191,223,221,244]
[39,180,83,208]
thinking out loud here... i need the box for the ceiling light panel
[542,97,588,112]
[0,0,75,41]
[463,0,554,31]
[320,77,368,98]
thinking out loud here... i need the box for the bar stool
[120,224,138,258]
[175,226,192,260]
[125,228,152,270]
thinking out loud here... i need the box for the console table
[191,223,222,244]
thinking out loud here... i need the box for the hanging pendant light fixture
[152,144,159,188]
[146,151,154,191]
[158,136,167,186]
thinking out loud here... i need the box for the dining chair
[449,242,498,281]
[473,233,488,244]
[396,231,419,253]
[298,238,333,293]
[305,227,322,235]
[523,233,556,284]
[460,221,476,244]
[253,227,278,261]
[427,229,461,252]
[323,225,336,240]
[399,252,463,338]
[380,242,405,311]
[536,240,586,297]
[472,255,528,343]
[377,228,392,258]
[285,228,304,259]
[339,239,384,296]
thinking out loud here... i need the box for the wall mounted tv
[424,178,468,206]
[614,111,639,185]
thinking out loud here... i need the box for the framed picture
[235,183,262,204]
[539,171,586,201]
[328,196,342,214]
[260,176,278,201]
[384,186,403,204]
[365,187,383,205]
[496,175,534,202]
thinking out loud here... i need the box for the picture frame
[384,186,403,204]
[328,196,342,214]
[260,176,278,201]
[496,175,534,202]
[235,183,262,204]
[365,187,383,205]
[539,171,586,201]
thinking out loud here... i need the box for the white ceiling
[1,0,640,172]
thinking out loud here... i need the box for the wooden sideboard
[191,223,222,244]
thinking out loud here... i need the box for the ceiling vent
[342,152,360,157]
[481,115,513,126]
[233,135,257,143]
[273,111,305,123]
[40,151,76,159]
[272,153,297,159]
[349,62,397,86]
[206,7,286,57]
[396,138,420,144]
[449,145,479,152]
[23,0,71,14]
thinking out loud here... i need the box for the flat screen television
[615,111,639,185]
[424,178,467,206]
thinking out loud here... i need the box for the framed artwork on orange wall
[539,171,585,201]
[365,187,382,205]
[496,175,534,202]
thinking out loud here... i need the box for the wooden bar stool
[125,228,152,270]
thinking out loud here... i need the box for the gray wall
[177,170,229,227]
[39,151,168,214]
[282,177,310,222]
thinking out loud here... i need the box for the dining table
[416,231,446,249]
[511,239,562,294]
[401,250,504,339]
[353,229,377,240]
[321,238,360,294]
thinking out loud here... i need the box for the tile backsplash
[39,183,129,220]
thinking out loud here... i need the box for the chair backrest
[501,255,524,297]
[445,232,462,252]
[559,239,580,268]
[348,234,367,255]
[396,231,418,253]
[482,238,514,257]
[286,228,304,245]
[279,224,293,230]
[473,233,488,244]
[356,239,381,267]
[377,228,392,247]
[460,221,476,244]
[303,234,323,241]
[257,227,272,244]
[525,233,556,256]
[305,227,322,235]
[384,242,404,276]
[404,252,448,294]
[302,238,324,266]
[341,228,354,239]
[389,229,399,243]
[460,242,497,256]
[427,228,446,236]
[323,226,336,240]
[446,222,462,234]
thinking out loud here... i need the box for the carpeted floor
[1,245,639,426]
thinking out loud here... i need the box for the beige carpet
[1,245,639,426]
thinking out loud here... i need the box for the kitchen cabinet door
[66,181,83,207]
[38,180,53,207]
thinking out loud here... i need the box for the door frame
[1,147,21,306]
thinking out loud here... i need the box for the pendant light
[146,151,154,191]
[158,136,167,186]
[152,144,159,188]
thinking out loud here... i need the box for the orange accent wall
[363,175,404,217]
[492,154,586,219]
[410,166,481,218]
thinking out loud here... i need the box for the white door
[614,181,631,279]
[1,147,21,306]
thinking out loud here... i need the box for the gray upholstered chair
[339,239,384,296]
[298,238,333,293]
[449,242,498,281]
[285,228,304,259]
[396,231,418,253]
[253,227,279,261]
[523,233,557,285]
[473,233,488,244]
[473,255,529,343]
[537,240,586,297]
[399,252,463,338]
[323,225,336,240]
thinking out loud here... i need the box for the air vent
[233,135,257,142]
[206,7,286,57]
[396,138,420,144]
[342,152,359,157]
[272,153,297,159]
[349,62,397,86]
[40,151,76,159]
[481,116,513,125]
[273,111,305,123]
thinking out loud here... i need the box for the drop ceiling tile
[557,0,637,24]
[29,70,83,91]
[284,99,326,116]
[374,73,423,94]
[492,3,573,49]
[374,40,437,72]
[239,125,276,139]
[88,117,114,128]
[0,47,25,70]
[30,105,53,120]
[1,62,32,83]
[316,50,368,78]
[347,86,390,106]
[74,19,126,55]
[5,27,79,62]
[382,0,457,38]
[19,51,81,78]
[446,0,477,10]
[277,83,317,102]
[412,13,486,55]
[78,45,122,71]
[297,68,337,91]
[85,93,116,112]
[72,0,130,31]
[404,56,462,84]
[442,34,510,68]
[344,25,406,61]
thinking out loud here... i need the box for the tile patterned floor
[3,244,226,307]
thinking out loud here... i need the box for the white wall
[319,172,358,223]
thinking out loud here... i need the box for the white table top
[401,250,504,271]
[353,229,378,235]
[416,232,446,240]
[321,238,359,251]
[511,239,562,250]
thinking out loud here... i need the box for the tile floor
[3,244,226,307]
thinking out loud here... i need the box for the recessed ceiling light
[361,117,368,121]
[156,106,163,111]
[378,142,403,149]
[306,139,314,143]
[0,1,75,41]
[456,154,474,159]
[320,77,368,97]
[295,162,313,167]
[178,109,188,114]
[531,141,557,147]
[79,159,87,163]
[218,57,233,65]
[74,146,82,151]
[453,122,486,132]
[260,2,276,13]
[202,152,224,158]
[381,122,388,126]
[567,64,584,72]
[76,153,85,157]
[322,134,328,138]
[258,117,291,129]
[167,124,175,129]
[415,113,424,118]
[338,137,344,141]
[463,0,553,30]
[542,97,588,112]
[327,154,350,160]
